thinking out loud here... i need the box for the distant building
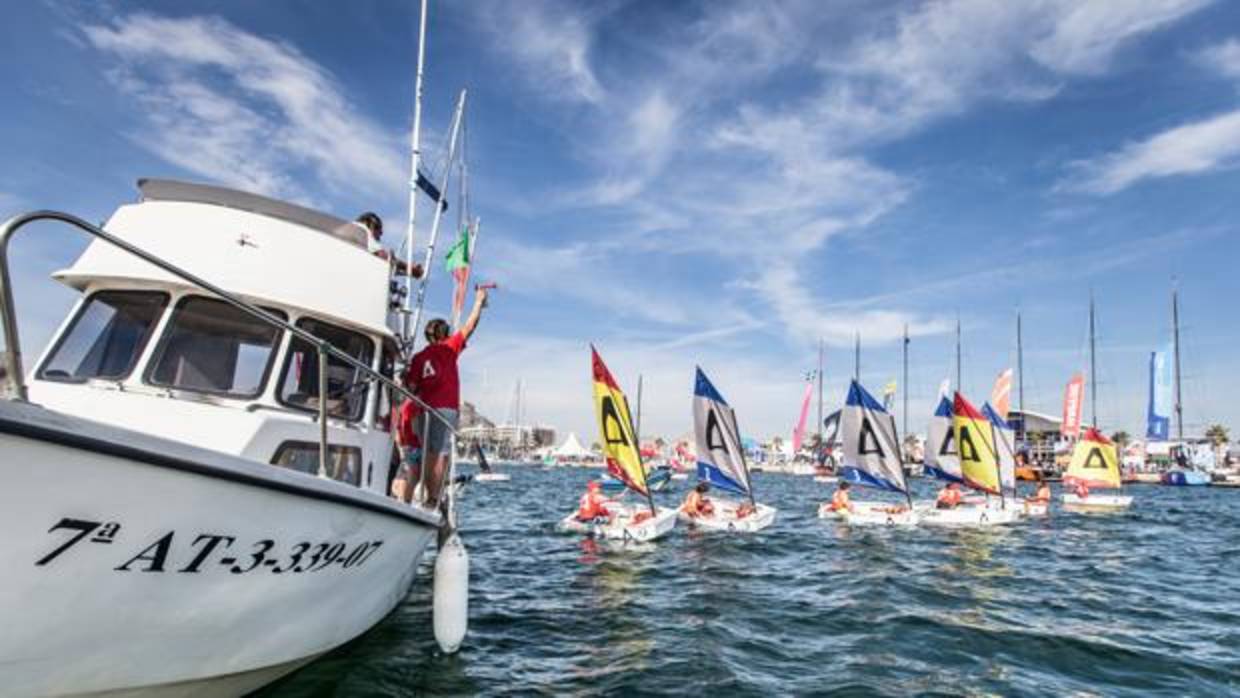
[1007,409,1061,466]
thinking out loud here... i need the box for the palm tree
[1205,424,1230,447]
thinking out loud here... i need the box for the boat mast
[1016,311,1024,444]
[955,314,962,395]
[817,338,824,450]
[401,0,429,343]
[409,89,468,345]
[1089,293,1098,429]
[635,374,643,447]
[854,332,860,381]
[1172,284,1184,442]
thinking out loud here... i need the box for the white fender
[432,533,469,654]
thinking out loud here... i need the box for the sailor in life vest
[577,481,612,523]
[935,482,963,509]
[681,482,716,518]
[828,480,856,513]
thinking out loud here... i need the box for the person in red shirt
[403,287,488,507]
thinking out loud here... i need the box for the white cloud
[471,0,604,105]
[1195,37,1240,80]
[82,14,403,204]
[1030,0,1212,75]
[1062,109,1240,194]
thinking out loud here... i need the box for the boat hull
[918,504,1021,527]
[1061,493,1132,511]
[1161,470,1210,486]
[0,403,439,697]
[819,501,918,526]
[678,500,777,533]
[557,506,678,542]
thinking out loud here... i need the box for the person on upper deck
[355,212,424,278]
[401,287,489,508]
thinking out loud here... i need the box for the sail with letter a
[924,396,962,482]
[693,368,752,496]
[982,402,1017,495]
[1063,428,1121,489]
[591,346,648,496]
[839,380,907,493]
[953,393,1001,494]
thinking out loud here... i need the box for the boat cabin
[27,179,406,496]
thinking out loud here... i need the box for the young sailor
[735,501,757,519]
[1027,478,1052,505]
[1073,480,1090,500]
[576,481,612,523]
[827,480,855,513]
[935,482,963,509]
[681,482,715,518]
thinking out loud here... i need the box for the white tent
[552,432,592,459]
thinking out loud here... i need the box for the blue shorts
[415,408,458,457]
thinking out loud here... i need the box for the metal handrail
[0,210,459,508]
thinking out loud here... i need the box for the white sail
[923,396,962,482]
[984,402,1017,494]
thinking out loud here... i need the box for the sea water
[257,468,1240,696]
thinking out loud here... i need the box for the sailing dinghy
[921,394,1021,526]
[1061,429,1132,511]
[818,381,918,526]
[681,368,777,532]
[982,402,1043,517]
[557,348,677,542]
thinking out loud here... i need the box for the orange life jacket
[937,488,961,507]
[578,492,608,520]
[831,489,851,511]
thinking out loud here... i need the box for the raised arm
[460,287,488,341]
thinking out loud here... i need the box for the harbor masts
[1173,285,1184,442]
[409,89,468,344]
[401,0,430,342]
[1089,293,1098,429]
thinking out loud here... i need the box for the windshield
[278,317,375,421]
[39,290,168,382]
[147,296,285,398]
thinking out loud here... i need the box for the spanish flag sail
[1064,428,1121,489]
[591,347,649,496]
[953,393,1001,494]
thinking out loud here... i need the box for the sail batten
[839,381,907,493]
[693,368,752,496]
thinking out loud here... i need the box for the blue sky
[3,0,1239,443]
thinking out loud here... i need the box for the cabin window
[270,441,362,485]
[277,318,375,422]
[146,297,285,398]
[39,290,168,382]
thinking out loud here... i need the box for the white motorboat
[0,180,468,695]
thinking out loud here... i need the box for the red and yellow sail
[591,347,648,495]
[953,392,1000,494]
[1064,428,1121,489]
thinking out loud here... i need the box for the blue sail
[838,381,907,493]
[1146,348,1171,441]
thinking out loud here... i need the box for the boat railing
[0,210,458,519]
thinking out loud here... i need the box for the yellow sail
[1064,428,1121,489]
[953,393,1000,494]
[591,347,648,495]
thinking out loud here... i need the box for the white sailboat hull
[474,472,511,482]
[0,402,439,697]
[1061,493,1132,511]
[918,503,1022,526]
[678,499,777,533]
[818,500,919,526]
[557,506,679,542]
